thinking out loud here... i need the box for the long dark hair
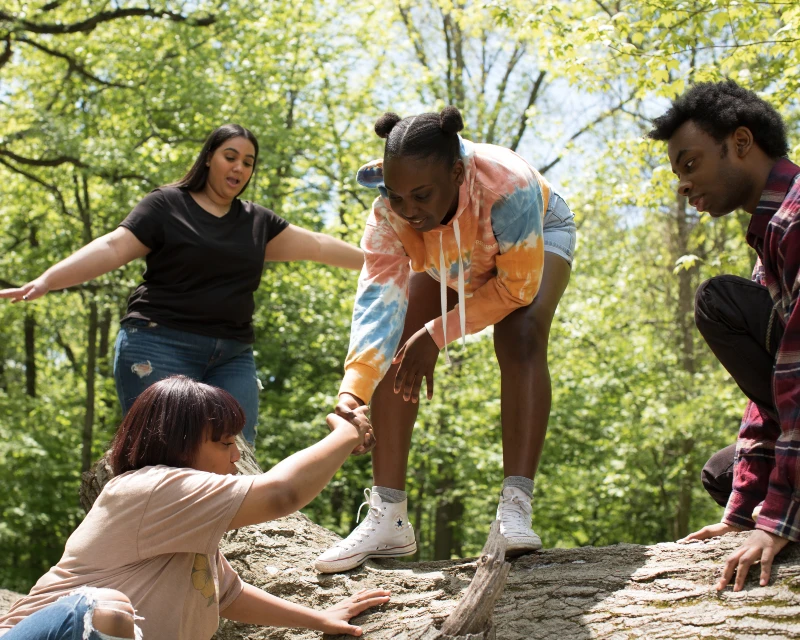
[170,124,260,196]
[109,375,245,475]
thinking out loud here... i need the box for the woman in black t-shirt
[0,124,365,445]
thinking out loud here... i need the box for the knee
[91,589,136,639]
[496,310,550,368]
[700,444,736,508]
[694,276,729,334]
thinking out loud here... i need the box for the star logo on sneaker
[395,518,404,529]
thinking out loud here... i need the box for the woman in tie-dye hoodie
[315,106,576,573]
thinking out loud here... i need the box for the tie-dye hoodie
[340,137,549,403]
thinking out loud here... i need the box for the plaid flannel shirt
[723,158,800,540]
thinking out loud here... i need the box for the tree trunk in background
[434,474,457,560]
[24,312,35,398]
[98,306,112,377]
[77,173,98,473]
[24,217,39,398]
[81,300,98,473]
[412,459,427,562]
[0,350,6,392]
[673,193,697,540]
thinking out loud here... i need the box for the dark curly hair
[375,106,464,165]
[648,80,788,158]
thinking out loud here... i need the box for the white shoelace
[338,488,382,550]
[499,493,533,536]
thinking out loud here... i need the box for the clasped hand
[332,396,375,455]
[331,328,439,455]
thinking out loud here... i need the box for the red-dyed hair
[109,375,245,475]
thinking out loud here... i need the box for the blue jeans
[3,592,134,640]
[113,319,260,443]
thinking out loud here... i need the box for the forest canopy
[1,0,798,592]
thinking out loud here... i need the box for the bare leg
[91,589,136,639]
[494,253,572,479]
[372,272,456,490]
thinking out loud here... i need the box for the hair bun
[439,106,464,135]
[375,112,402,139]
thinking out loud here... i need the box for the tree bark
[213,518,800,640]
[4,503,800,639]
[5,450,794,640]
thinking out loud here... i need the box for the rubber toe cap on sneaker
[505,534,542,554]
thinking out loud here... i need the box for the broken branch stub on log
[79,435,261,511]
[411,520,511,640]
[79,454,114,513]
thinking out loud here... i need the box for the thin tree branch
[509,70,546,151]
[0,7,215,35]
[593,0,614,18]
[0,148,87,168]
[609,38,800,60]
[441,8,454,104]
[17,36,134,88]
[40,0,68,11]
[486,42,525,145]
[54,330,80,375]
[0,36,11,70]
[396,1,430,70]
[539,92,638,175]
[0,157,73,218]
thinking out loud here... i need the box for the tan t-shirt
[0,465,255,640]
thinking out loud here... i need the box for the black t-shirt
[119,186,289,343]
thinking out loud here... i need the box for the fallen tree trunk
[4,451,800,639]
[213,516,800,640]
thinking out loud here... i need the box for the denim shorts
[114,319,260,444]
[543,192,576,266]
[2,589,140,640]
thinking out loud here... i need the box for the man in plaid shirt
[649,80,798,591]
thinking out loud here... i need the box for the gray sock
[503,476,533,499]
[373,485,407,504]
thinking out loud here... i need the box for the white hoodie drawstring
[439,236,450,364]
[453,220,467,346]
[438,222,467,365]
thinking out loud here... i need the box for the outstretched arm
[228,410,372,529]
[0,227,150,302]
[221,584,390,636]
[264,224,363,270]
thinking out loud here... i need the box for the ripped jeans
[113,319,260,443]
[2,589,140,640]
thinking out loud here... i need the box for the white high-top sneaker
[496,486,542,556]
[315,488,417,573]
